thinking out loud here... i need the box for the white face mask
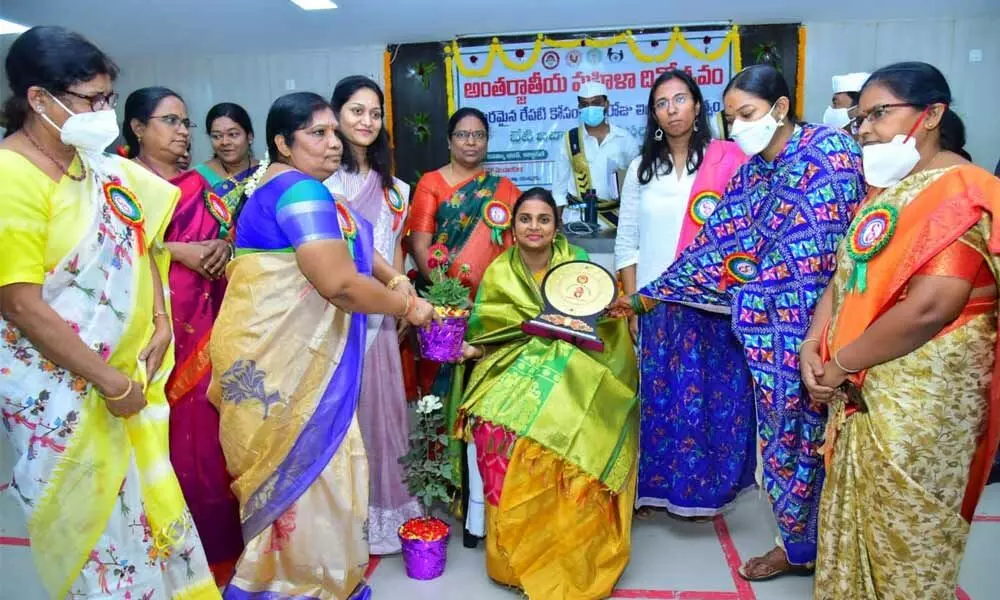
[822,106,851,129]
[729,103,780,156]
[40,91,120,154]
[861,134,921,189]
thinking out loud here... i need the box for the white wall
[111,44,385,163]
[803,18,1000,170]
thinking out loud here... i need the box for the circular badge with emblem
[689,191,721,225]
[845,203,898,293]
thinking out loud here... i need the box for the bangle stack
[387,274,409,291]
[397,293,412,318]
[104,379,133,402]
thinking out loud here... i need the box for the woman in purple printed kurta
[613,65,865,580]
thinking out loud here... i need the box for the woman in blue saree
[208,92,434,599]
[612,64,865,580]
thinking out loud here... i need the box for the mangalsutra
[24,129,86,181]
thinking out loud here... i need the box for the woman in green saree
[451,187,638,599]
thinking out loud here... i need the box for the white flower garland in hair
[243,151,270,199]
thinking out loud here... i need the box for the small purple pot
[399,525,450,580]
[418,315,468,363]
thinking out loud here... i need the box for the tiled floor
[4,475,998,599]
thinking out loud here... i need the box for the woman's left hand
[200,239,232,280]
[394,279,417,298]
[139,320,173,379]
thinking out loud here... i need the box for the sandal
[737,546,814,582]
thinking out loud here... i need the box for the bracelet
[799,338,820,352]
[834,350,861,374]
[104,379,133,402]
[397,293,412,318]
[387,274,409,291]
[153,311,169,321]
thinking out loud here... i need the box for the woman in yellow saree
[802,62,1000,599]
[0,27,217,599]
[452,187,638,599]
[208,92,434,600]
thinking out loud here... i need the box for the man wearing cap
[822,72,870,133]
[553,81,640,233]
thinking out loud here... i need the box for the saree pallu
[450,237,639,599]
[210,171,372,600]
[165,168,247,579]
[816,166,1000,599]
[638,125,866,564]
[637,140,756,514]
[327,169,422,554]
[0,153,217,599]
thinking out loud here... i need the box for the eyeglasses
[653,94,691,111]
[452,130,487,141]
[62,90,119,111]
[151,114,197,130]
[849,103,921,133]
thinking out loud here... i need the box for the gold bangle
[104,379,133,402]
[799,337,820,352]
[153,311,169,320]
[397,293,411,318]
[387,274,409,291]
[834,351,861,374]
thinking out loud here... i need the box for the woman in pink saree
[124,87,248,585]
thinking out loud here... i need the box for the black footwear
[463,529,480,548]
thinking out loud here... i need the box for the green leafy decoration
[404,113,432,145]
[407,61,439,90]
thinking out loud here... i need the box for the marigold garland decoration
[443,45,456,116]
[845,203,898,294]
[796,26,807,120]
[450,25,741,78]
[384,49,395,148]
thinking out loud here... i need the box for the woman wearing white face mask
[804,61,1000,599]
[610,63,865,580]
[0,27,219,599]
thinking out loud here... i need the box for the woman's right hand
[170,242,212,279]
[800,343,836,402]
[97,373,147,418]
[460,341,483,363]
[406,297,435,327]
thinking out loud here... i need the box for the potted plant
[397,394,459,580]
[417,243,472,363]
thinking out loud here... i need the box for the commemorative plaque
[521,260,617,352]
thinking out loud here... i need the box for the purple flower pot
[399,526,450,580]
[418,315,468,363]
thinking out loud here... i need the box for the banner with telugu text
[449,27,739,190]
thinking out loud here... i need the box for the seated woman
[208,92,434,600]
[452,187,638,600]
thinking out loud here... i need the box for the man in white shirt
[822,71,870,134]
[552,81,640,234]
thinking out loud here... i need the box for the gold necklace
[23,130,86,181]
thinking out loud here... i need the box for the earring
[693,123,699,132]
[35,105,44,113]
[653,128,664,141]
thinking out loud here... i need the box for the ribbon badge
[336,202,358,257]
[102,181,147,255]
[482,199,511,246]
[720,252,759,291]
[205,191,234,239]
[689,191,721,226]
[845,203,898,294]
[385,185,406,232]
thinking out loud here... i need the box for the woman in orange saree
[803,62,1000,599]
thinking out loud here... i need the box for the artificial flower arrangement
[397,394,458,579]
[417,243,473,362]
